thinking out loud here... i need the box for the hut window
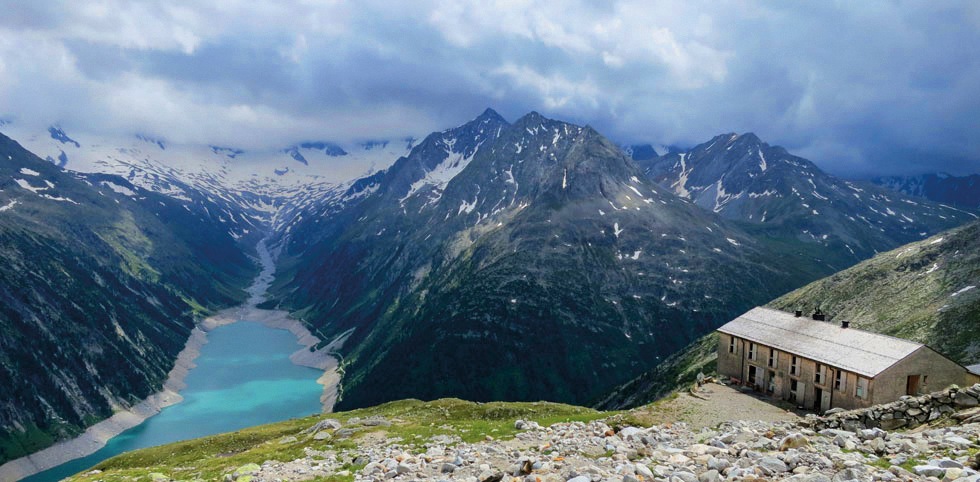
[856,377,869,399]
[835,370,847,392]
[815,363,826,384]
[768,349,778,368]
[729,336,737,354]
[748,342,757,360]
[790,356,800,376]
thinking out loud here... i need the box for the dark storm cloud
[0,1,977,177]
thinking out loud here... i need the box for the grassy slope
[769,219,980,363]
[64,399,610,482]
[592,334,718,410]
[596,220,980,410]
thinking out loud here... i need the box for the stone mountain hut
[716,307,975,412]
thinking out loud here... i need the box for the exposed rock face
[272,110,821,411]
[873,172,980,210]
[637,133,973,262]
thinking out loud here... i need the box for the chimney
[812,309,826,321]
[841,320,850,329]
[794,310,803,318]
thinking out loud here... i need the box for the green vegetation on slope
[592,333,718,410]
[770,219,980,363]
[269,112,825,414]
[0,133,258,464]
[65,399,605,482]
[597,219,980,410]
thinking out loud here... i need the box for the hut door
[820,390,831,412]
[906,375,920,395]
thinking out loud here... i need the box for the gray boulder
[832,468,871,482]
[759,456,789,474]
[954,391,979,408]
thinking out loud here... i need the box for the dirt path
[627,382,803,430]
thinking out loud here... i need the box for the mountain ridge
[873,172,980,210]
[268,110,840,411]
[634,132,976,264]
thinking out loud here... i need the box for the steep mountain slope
[269,110,822,410]
[592,333,719,410]
[771,219,980,363]
[637,133,975,264]
[0,133,256,464]
[874,172,980,210]
[598,220,980,410]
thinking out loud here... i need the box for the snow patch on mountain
[671,153,692,198]
[951,285,975,297]
[15,178,49,193]
[101,181,136,197]
[401,141,482,204]
[3,124,413,228]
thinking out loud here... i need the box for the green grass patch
[67,399,609,481]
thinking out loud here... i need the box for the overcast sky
[1,1,979,178]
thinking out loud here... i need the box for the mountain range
[1,109,977,466]
[265,110,974,410]
[632,133,976,266]
[2,122,414,234]
[873,172,980,210]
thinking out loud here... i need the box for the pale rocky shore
[0,240,343,481]
[0,323,207,481]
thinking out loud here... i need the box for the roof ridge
[752,307,923,349]
[718,307,923,377]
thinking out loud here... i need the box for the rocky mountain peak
[635,131,975,262]
[513,110,545,126]
[475,107,507,125]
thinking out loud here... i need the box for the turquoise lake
[24,321,324,482]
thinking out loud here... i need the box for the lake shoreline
[0,240,343,481]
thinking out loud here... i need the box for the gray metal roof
[967,364,980,376]
[717,307,924,378]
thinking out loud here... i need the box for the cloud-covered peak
[0,1,977,177]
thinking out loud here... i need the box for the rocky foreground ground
[78,386,980,482]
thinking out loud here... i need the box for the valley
[2,4,979,482]
[1,239,343,482]
[1,109,977,480]
[265,110,974,412]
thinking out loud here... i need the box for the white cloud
[492,63,600,110]
[0,0,977,176]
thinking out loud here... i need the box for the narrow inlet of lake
[23,321,324,482]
